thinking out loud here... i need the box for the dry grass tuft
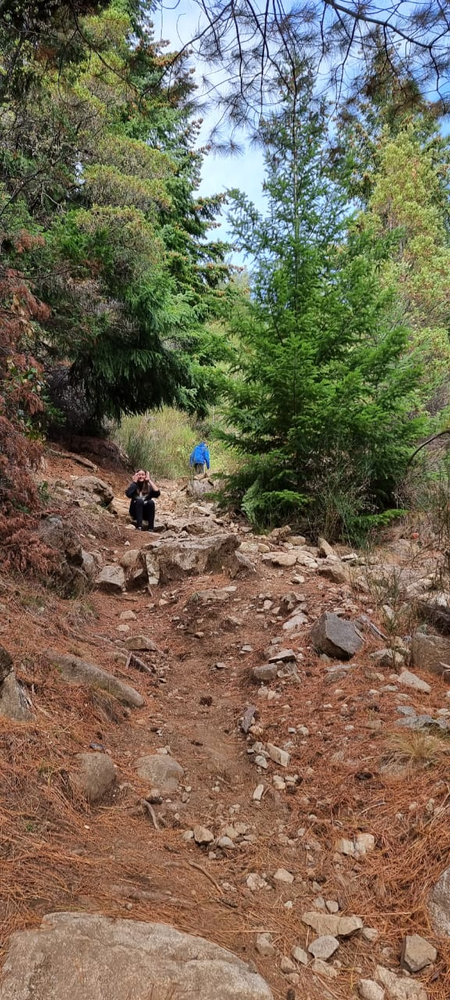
[383,730,450,768]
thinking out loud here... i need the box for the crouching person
[125,470,160,531]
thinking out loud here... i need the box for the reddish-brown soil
[1,446,450,1000]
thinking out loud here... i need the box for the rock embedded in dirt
[282,611,308,631]
[247,873,269,891]
[308,935,339,960]
[400,934,437,973]
[37,515,89,595]
[255,933,276,958]
[123,635,159,652]
[0,670,31,721]
[302,912,363,938]
[317,560,351,584]
[310,612,363,659]
[135,754,184,794]
[119,610,137,621]
[268,649,297,663]
[265,743,290,767]
[429,864,450,935]
[44,650,144,708]
[252,664,278,683]
[375,965,427,1000]
[311,958,337,978]
[194,825,215,845]
[411,632,450,677]
[261,552,298,568]
[371,648,405,669]
[318,537,336,559]
[273,868,294,884]
[69,752,116,804]
[291,945,308,965]
[358,980,386,1000]
[0,645,13,684]
[95,564,126,593]
[72,475,114,506]
[397,670,431,694]
[0,913,274,1000]
[143,533,240,585]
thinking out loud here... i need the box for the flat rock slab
[401,934,437,973]
[144,533,240,585]
[0,671,31,721]
[310,611,363,659]
[44,650,144,708]
[411,632,450,677]
[135,753,184,793]
[0,912,273,1000]
[302,911,363,937]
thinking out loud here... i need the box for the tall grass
[113,407,240,479]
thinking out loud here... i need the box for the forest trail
[1,447,450,1000]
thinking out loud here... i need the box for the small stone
[335,837,355,856]
[119,610,137,621]
[326,900,339,913]
[280,957,296,973]
[308,935,339,960]
[286,972,300,986]
[254,755,268,769]
[376,964,427,1000]
[124,635,159,652]
[291,946,308,965]
[362,927,379,942]
[273,868,294,884]
[401,933,437,973]
[255,932,276,958]
[273,775,286,791]
[217,836,235,850]
[311,958,337,978]
[253,784,265,801]
[266,743,290,767]
[358,980,385,1000]
[268,649,297,663]
[194,825,214,845]
[355,833,375,855]
[246,873,268,891]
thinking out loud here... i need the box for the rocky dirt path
[1,451,450,1000]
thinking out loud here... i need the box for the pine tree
[224,67,427,538]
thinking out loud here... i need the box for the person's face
[136,469,146,481]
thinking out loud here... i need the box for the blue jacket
[190,443,210,469]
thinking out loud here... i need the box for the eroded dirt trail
[2,450,450,1000]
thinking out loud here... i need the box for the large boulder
[310,611,363,659]
[429,864,450,935]
[72,476,114,506]
[69,752,116,804]
[37,516,89,595]
[44,650,144,708]
[95,565,126,593]
[0,912,273,1000]
[411,632,450,677]
[143,533,240,585]
[135,753,184,793]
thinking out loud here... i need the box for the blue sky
[152,0,266,249]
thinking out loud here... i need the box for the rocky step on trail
[0,448,450,1000]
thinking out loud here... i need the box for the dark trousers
[194,463,205,475]
[132,497,155,528]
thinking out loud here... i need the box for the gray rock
[358,980,385,1000]
[268,649,296,663]
[291,945,308,965]
[95,564,126,593]
[80,549,99,580]
[310,612,363,659]
[194,825,215,844]
[44,650,144,708]
[37,516,88,595]
[119,549,146,588]
[255,932,276,958]
[302,912,363,937]
[123,635,159,652]
[398,669,431,694]
[72,475,114,505]
[282,611,308,631]
[261,551,297,567]
[0,912,273,1000]
[187,588,232,606]
[317,560,351,584]
[69,753,116,803]
[252,664,278,683]
[412,632,450,677]
[143,534,240,585]
[0,671,31,721]
[401,934,437,973]
[266,743,290,767]
[375,965,427,1000]
[0,644,13,684]
[135,754,184,793]
[318,537,336,558]
[311,958,337,978]
[308,935,339,960]
[429,864,450,935]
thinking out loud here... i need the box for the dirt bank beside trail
[0,445,449,1000]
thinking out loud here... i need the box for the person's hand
[132,472,140,482]
[145,471,150,481]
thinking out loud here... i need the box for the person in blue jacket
[189,440,210,476]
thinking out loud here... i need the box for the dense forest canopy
[1,0,450,557]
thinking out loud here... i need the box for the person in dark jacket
[125,470,160,530]
[189,440,210,476]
